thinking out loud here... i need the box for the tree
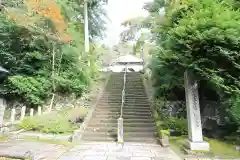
[0,0,106,107]
[148,0,240,124]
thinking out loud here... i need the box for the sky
[103,0,152,46]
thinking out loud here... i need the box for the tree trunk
[49,44,56,112]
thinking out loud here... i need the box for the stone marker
[184,70,209,151]
[118,117,124,143]
[38,106,42,115]
[236,146,240,152]
[30,108,34,117]
[20,106,26,120]
[0,98,6,127]
[10,108,16,122]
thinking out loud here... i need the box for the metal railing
[120,65,127,118]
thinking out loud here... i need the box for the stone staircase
[81,72,157,143]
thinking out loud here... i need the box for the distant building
[100,54,143,72]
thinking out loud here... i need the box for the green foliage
[158,129,170,138]
[0,0,105,107]
[170,136,240,158]
[146,0,240,126]
[8,76,51,105]
[19,107,88,134]
[228,95,240,124]
[20,115,75,134]
[162,117,188,135]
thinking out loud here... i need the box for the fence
[1,106,44,129]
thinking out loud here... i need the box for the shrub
[19,107,89,134]
[228,95,240,125]
[158,129,170,138]
[162,117,188,135]
[67,107,89,123]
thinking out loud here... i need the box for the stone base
[188,140,210,151]
[158,137,170,147]
[117,118,123,143]
[236,146,240,152]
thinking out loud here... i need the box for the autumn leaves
[8,0,72,42]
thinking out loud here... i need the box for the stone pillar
[20,106,26,121]
[10,108,16,122]
[118,117,124,143]
[38,106,42,115]
[0,98,6,127]
[30,108,34,117]
[184,71,209,151]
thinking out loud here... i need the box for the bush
[229,95,240,125]
[162,117,188,135]
[67,107,89,123]
[19,107,89,134]
[158,129,170,138]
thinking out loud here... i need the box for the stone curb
[10,131,71,141]
[184,158,240,160]
[71,72,111,142]
[0,150,34,160]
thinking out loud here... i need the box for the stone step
[100,96,148,99]
[97,102,150,105]
[96,104,151,108]
[106,85,144,88]
[86,126,156,132]
[95,108,151,113]
[101,93,146,96]
[95,107,151,112]
[102,92,146,95]
[91,114,153,119]
[89,118,154,124]
[95,108,151,112]
[123,137,158,144]
[101,94,146,97]
[92,111,152,116]
[98,100,149,103]
[97,100,149,103]
[81,135,158,144]
[99,99,149,102]
[104,89,145,92]
[81,136,116,142]
[99,97,148,100]
[81,73,157,143]
[87,122,156,128]
[82,131,156,138]
[106,89,145,91]
[99,96,147,98]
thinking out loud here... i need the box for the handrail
[120,65,127,118]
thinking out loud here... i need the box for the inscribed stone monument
[184,71,209,151]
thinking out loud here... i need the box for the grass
[0,136,9,141]
[18,107,89,134]
[152,108,240,159]
[169,136,240,159]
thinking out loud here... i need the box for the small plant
[158,129,170,147]
[19,107,88,134]
[158,129,170,138]
[162,117,188,135]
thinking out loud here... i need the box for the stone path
[0,140,181,160]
